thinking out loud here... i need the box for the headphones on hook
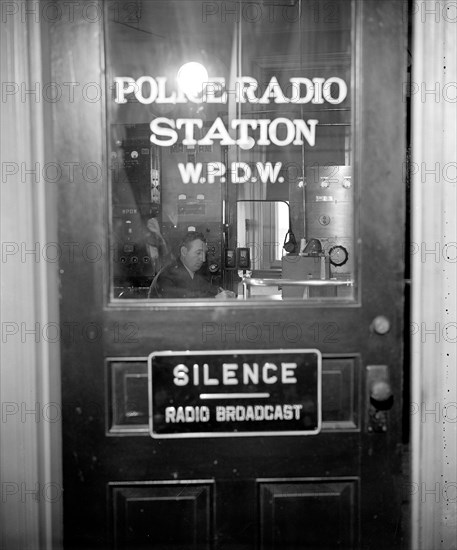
[283,229,297,253]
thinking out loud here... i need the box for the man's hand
[215,289,237,300]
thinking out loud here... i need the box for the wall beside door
[0,3,62,549]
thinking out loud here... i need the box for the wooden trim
[411,2,457,548]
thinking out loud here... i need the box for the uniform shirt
[148,258,219,299]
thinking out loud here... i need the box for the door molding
[410,3,457,549]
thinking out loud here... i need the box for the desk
[240,277,354,300]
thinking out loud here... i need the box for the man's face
[181,239,207,273]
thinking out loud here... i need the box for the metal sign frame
[148,349,322,438]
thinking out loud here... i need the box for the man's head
[179,231,207,273]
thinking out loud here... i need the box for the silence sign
[148,349,321,438]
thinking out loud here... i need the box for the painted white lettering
[174,361,299,386]
[114,77,136,104]
[245,406,255,421]
[202,363,219,385]
[184,406,195,422]
[175,407,185,422]
[222,363,239,385]
[173,364,189,386]
[312,77,325,104]
[283,404,293,420]
[256,119,271,146]
[155,76,177,103]
[151,117,317,148]
[281,362,298,384]
[258,76,289,104]
[235,77,259,103]
[213,404,304,422]
[256,162,282,184]
[226,406,236,422]
[216,406,225,421]
[176,118,203,145]
[236,407,245,421]
[207,162,226,184]
[263,363,278,384]
[254,405,265,420]
[135,76,159,104]
[243,362,259,385]
[231,162,252,184]
[274,405,284,420]
[292,119,318,147]
[149,118,177,146]
[322,77,348,104]
[177,162,203,184]
[164,406,210,423]
[193,363,199,386]
[231,119,258,149]
[165,407,176,423]
[268,118,296,146]
[289,77,314,103]
[115,75,347,105]
[198,117,235,146]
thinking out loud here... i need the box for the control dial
[328,245,349,267]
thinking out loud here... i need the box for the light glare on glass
[177,62,209,97]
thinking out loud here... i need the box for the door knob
[366,366,393,433]
[370,380,394,410]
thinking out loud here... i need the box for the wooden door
[53,1,407,548]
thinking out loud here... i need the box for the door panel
[54,1,407,549]
[259,479,359,549]
[110,481,214,549]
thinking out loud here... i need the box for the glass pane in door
[105,0,356,303]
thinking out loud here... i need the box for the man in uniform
[148,231,235,299]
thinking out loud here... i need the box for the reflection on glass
[237,200,290,272]
[106,0,355,301]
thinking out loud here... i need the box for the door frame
[1,1,456,549]
[410,3,457,549]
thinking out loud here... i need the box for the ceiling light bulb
[177,62,209,98]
